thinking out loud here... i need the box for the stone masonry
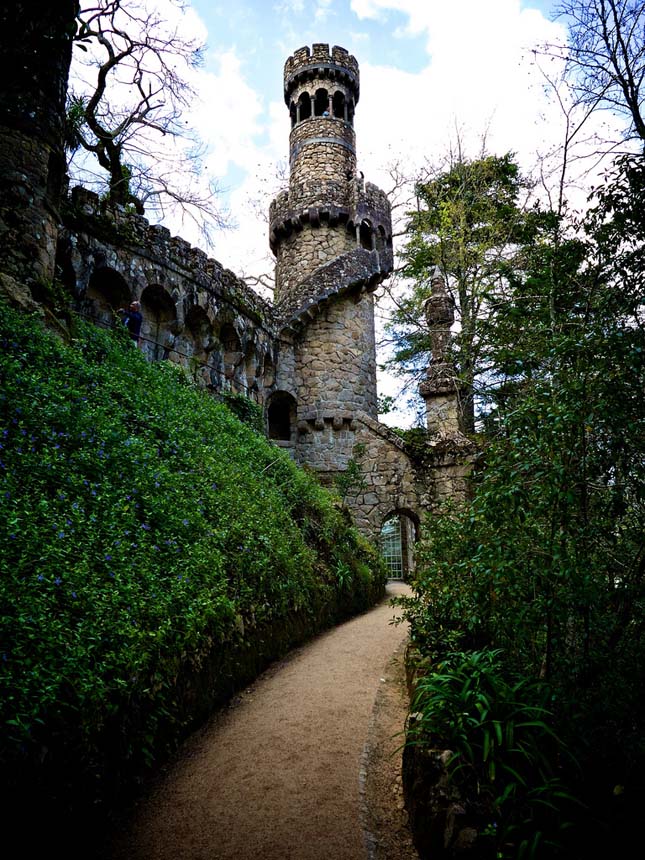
[0,37,475,570]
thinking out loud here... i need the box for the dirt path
[108,582,418,860]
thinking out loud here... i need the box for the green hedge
[0,303,385,817]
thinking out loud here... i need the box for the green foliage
[409,650,577,859]
[334,442,367,506]
[0,302,383,805]
[399,154,645,855]
[387,152,554,431]
[218,390,264,434]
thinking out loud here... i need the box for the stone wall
[274,221,356,297]
[292,402,475,543]
[289,117,356,182]
[60,188,278,402]
[294,289,378,419]
[0,1,77,287]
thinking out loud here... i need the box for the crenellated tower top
[284,44,360,109]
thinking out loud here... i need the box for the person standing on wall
[117,300,143,346]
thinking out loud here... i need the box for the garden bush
[0,302,385,823]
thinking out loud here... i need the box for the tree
[67,0,225,236]
[397,152,645,854]
[385,150,547,433]
[550,0,645,149]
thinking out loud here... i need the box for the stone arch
[140,284,177,361]
[179,304,212,378]
[85,266,131,330]
[314,88,330,117]
[266,390,297,442]
[244,342,258,397]
[219,322,243,390]
[379,509,420,581]
[298,91,312,122]
[185,305,211,354]
[359,218,373,250]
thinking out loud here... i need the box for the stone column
[0,1,78,288]
[419,267,462,435]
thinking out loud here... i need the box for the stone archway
[85,266,131,330]
[140,285,177,361]
[379,509,419,581]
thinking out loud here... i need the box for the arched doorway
[379,510,419,581]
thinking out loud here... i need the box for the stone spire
[418,267,461,435]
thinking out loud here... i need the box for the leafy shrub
[408,650,577,859]
[0,302,384,813]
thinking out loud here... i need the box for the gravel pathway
[108,582,418,860]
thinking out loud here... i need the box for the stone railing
[67,186,273,325]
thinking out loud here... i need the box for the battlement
[284,44,359,104]
[269,179,392,253]
[67,186,273,324]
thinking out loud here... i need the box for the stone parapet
[269,181,392,256]
[284,44,359,105]
[356,183,392,233]
[274,246,389,327]
[67,186,274,326]
[269,179,353,242]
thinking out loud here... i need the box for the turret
[270,44,392,303]
[418,267,462,434]
[270,43,393,458]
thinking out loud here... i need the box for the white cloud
[315,0,335,22]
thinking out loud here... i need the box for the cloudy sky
[176,0,575,271]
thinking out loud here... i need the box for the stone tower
[0,1,78,289]
[270,44,393,478]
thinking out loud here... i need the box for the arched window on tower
[266,391,297,442]
[298,92,311,122]
[290,101,297,128]
[314,88,330,117]
[332,90,346,119]
[359,219,373,250]
[347,98,355,126]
